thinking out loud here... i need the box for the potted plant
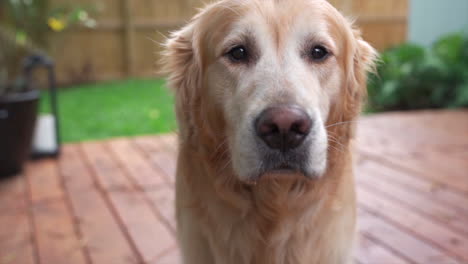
[0,0,97,177]
[0,27,42,177]
[0,79,41,177]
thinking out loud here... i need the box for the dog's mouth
[271,163,300,174]
[275,163,296,171]
[255,162,311,181]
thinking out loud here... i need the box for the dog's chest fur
[198,186,354,264]
[177,151,356,264]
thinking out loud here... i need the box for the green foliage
[0,0,97,95]
[367,31,468,111]
[1,0,97,48]
[2,0,50,48]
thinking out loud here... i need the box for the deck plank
[31,200,88,264]
[0,212,36,264]
[0,173,36,264]
[358,186,468,262]
[358,208,459,264]
[0,173,28,213]
[357,163,468,236]
[107,138,169,189]
[110,191,176,263]
[60,145,94,192]
[158,134,179,154]
[356,111,468,194]
[354,235,410,264]
[83,140,176,263]
[60,144,140,264]
[358,149,468,194]
[25,160,87,264]
[145,186,177,232]
[357,111,468,151]
[81,142,133,191]
[134,136,178,184]
[155,247,181,264]
[108,138,176,233]
[357,159,468,216]
[26,160,64,203]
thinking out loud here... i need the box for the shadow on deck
[1,110,467,264]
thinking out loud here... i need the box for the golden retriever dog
[163,0,377,263]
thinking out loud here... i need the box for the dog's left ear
[353,35,378,89]
[343,30,378,120]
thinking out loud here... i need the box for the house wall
[409,0,468,46]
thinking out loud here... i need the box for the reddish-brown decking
[1,110,467,264]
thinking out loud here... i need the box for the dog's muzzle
[254,104,314,178]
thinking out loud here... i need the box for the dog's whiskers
[217,158,232,174]
[212,142,231,164]
[327,135,347,150]
[326,120,360,129]
[327,136,347,153]
[327,143,346,154]
[213,138,229,154]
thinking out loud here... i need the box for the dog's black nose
[255,105,312,151]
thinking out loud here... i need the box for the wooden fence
[51,0,408,84]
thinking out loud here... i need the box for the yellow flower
[48,17,66,32]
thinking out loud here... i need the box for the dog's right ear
[162,23,202,139]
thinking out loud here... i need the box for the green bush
[367,31,468,112]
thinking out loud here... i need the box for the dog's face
[165,0,376,182]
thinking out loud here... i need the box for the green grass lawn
[40,79,176,142]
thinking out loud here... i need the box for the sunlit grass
[40,79,176,142]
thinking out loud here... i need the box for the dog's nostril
[255,105,312,151]
[291,122,306,134]
[259,123,279,135]
[271,124,279,133]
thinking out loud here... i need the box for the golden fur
[163,0,377,263]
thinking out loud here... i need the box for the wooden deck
[1,110,467,264]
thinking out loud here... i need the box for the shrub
[367,31,468,111]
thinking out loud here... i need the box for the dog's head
[164,0,377,183]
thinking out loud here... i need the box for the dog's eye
[310,45,329,61]
[227,46,248,62]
